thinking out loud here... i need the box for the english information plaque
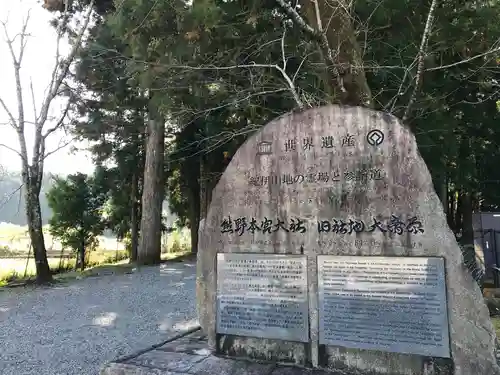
[216,253,309,342]
[317,256,451,358]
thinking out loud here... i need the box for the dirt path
[0,262,198,375]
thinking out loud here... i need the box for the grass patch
[0,250,129,281]
[0,227,192,287]
[0,247,192,287]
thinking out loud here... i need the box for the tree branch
[0,143,24,159]
[1,12,31,171]
[426,45,500,72]
[43,99,71,139]
[144,59,306,109]
[0,184,24,211]
[30,78,38,124]
[43,136,77,161]
[403,0,438,122]
[39,0,95,124]
[275,0,346,94]
[33,0,95,171]
[278,26,304,109]
[274,0,318,37]
[0,97,18,129]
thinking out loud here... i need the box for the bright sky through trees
[0,0,94,175]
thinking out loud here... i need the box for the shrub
[0,246,22,257]
[170,238,184,253]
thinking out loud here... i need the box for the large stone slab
[197,105,500,374]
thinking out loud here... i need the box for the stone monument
[196,105,500,374]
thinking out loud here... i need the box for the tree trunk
[80,238,85,272]
[137,111,165,265]
[455,191,462,235]
[447,187,454,230]
[130,169,139,262]
[461,192,474,247]
[440,178,450,226]
[188,183,200,253]
[301,0,371,106]
[440,176,448,212]
[199,157,208,220]
[24,182,52,283]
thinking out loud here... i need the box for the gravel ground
[0,262,198,375]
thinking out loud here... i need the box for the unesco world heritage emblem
[366,129,384,146]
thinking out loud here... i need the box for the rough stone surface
[102,362,178,375]
[196,105,500,374]
[0,262,197,375]
[101,330,323,375]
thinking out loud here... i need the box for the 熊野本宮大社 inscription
[216,253,309,342]
[317,256,450,359]
[220,215,424,235]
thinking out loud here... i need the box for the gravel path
[0,262,198,375]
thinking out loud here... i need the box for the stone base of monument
[100,326,500,375]
[100,327,334,375]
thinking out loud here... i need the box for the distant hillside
[0,172,55,226]
[0,171,178,229]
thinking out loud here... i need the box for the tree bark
[434,170,448,211]
[300,0,371,106]
[188,173,201,253]
[461,192,474,246]
[79,238,85,271]
[137,110,165,265]
[130,169,139,262]
[189,203,200,254]
[24,179,52,283]
[441,180,449,223]
[199,156,208,220]
[447,187,454,230]
[455,191,462,235]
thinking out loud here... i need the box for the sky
[0,0,95,176]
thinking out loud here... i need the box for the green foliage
[62,0,500,239]
[72,18,146,243]
[0,246,20,257]
[350,0,500,214]
[163,228,191,253]
[86,250,129,267]
[46,173,107,257]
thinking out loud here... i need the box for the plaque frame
[316,255,451,359]
[215,252,310,343]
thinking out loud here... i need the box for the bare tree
[0,1,95,283]
[402,0,439,122]
[276,0,372,107]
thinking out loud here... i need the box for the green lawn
[0,248,192,287]
[0,225,192,286]
[0,249,128,283]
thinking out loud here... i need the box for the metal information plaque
[216,253,309,342]
[317,256,451,358]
